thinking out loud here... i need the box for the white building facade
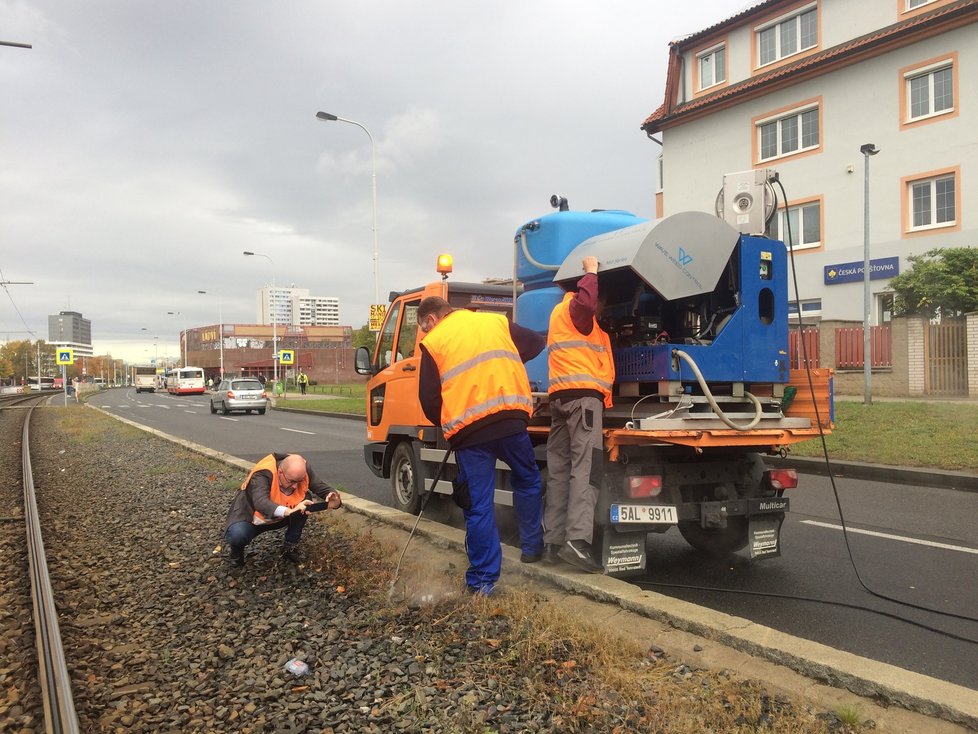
[256,286,340,327]
[642,0,977,326]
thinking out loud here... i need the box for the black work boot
[557,539,604,574]
[229,548,245,568]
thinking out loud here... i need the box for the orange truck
[355,197,833,575]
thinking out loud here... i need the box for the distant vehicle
[53,377,64,390]
[166,366,206,395]
[26,376,55,390]
[210,378,268,415]
[93,377,107,388]
[134,365,158,393]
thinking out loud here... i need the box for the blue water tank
[513,209,645,388]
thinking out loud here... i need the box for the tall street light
[243,251,278,385]
[197,290,224,378]
[168,311,187,367]
[316,110,379,306]
[860,143,880,406]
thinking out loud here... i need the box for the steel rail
[22,402,80,733]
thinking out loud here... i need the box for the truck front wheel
[391,442,423,515]
[677,518,749,556]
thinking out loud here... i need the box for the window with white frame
[757,5,817,66]
[909,173,956,230]
[656,155,663,193]
[698,45,726,89]
[766,200,821,250]
[788,299,821,319]
[907,0,935,9]
[906,60,953,121]
[757,104,819,161]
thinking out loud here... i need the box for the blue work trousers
[226,513,308,554]
[455,431,543,592]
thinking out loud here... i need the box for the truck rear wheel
[677,519,749,556]
[391,442,423,515]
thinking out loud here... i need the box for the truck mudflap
[363,441,388,478]
[601,496,789,574]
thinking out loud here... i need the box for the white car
[210,378,268,415]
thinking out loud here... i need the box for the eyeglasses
[279,470,305,488]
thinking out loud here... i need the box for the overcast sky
[1,0,749,364]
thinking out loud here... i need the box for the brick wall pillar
[967,312,978,398]
[907,317,926,395]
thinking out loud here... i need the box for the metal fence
[925,320,967,395]
[834,325,893,369]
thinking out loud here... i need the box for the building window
[698,45,726,90]
[757,104,819,161]
[909,173,956,231]
[906,61,953,122]
[907,0,935,8]
[757,5,817,67]
[766,199,821,250]
[788,299,822,319]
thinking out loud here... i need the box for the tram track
[1,392,74,731]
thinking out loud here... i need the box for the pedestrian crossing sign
[279,349,295,365]
[56,348,74,365]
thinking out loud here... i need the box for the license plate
[611,503,677,525]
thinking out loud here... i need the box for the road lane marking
[219,417,238,421]
[184,410,196,414]
[801,520,978,555]
[281,427,316,435]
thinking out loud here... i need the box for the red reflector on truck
[765,468,798,490]
[627,475,662,498]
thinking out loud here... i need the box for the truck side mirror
[354,346,375,375]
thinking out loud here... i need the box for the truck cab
[355,263,523,514]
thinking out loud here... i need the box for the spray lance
[388,446,454,599]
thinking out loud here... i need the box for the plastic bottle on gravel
[285,658,309,676]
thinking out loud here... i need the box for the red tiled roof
[642,0,978,133]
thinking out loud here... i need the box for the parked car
[210,378,268,415]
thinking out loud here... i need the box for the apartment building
[255,286,340,326]
[642,0,977,325]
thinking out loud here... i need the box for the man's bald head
[279,454,308,483]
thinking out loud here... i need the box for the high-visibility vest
[547,292,615,408]
[240,454,309,525]
[422,310,532,439]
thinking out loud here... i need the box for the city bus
[134,365,158,393]
[166,366,206,395]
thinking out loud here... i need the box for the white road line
[800,520,978,555]
[184,410,196,414]
[219,416,238,422]
[281,427,316,435]
[155,405,171,409]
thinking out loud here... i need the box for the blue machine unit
[514,209,789,392]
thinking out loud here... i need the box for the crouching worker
[224,453,341,567]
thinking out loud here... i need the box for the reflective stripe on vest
[547,292,615,408]
[240,454,309,525]
[422,310,532,439]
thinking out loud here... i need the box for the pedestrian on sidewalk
[297,370,309,395]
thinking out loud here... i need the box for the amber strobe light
[436,253,453,278]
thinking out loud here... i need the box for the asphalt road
[88,388,978,690]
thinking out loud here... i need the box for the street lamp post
[197,290,224,378]
[860,143,880,406]
[316,110,379,306]
[243,251,278,385]
[168,311,187,367]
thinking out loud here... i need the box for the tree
[886,247,978,321]
[351,324,378,350]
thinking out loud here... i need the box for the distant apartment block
[48,310,93,357]
[256,286,340,327]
